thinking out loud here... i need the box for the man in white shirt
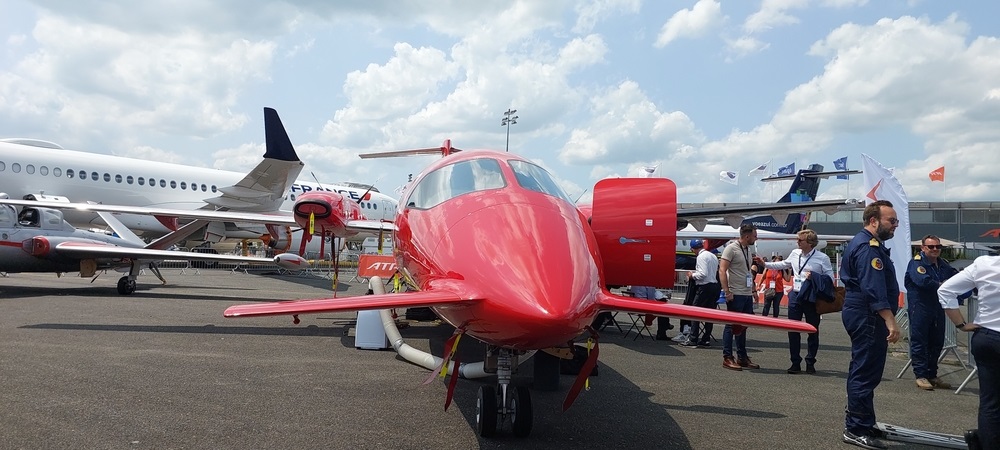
[680,240,721,348]
[759,229,834,375]
[938,255,1000,449]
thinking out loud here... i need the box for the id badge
[746,274,753,288]
[793,275,804,291]
[768,281,775,289]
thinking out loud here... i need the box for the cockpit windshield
[405,158,506,209]
[508,160,574,204]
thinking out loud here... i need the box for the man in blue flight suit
[904,234,960,391]
[840,200,902,450]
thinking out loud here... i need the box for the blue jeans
[787,290,821,366]
[723,294,754,359]
[762,291,783,317]
[842,301,888,436]
[972,327,1000,446]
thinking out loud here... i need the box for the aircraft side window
[40,166,48,176]
[66,169,74,179]
[160,180,166,188]
[79,170,87,180]
[26,164,35,174]
[103,173,110,182]
[138,177,145,186]
[406,158,506,209]
[201,184,207,192]
[170,180,177,189]
[211,185,217,193]
[53,167,61,177]
[12,163,20,173]
[18,208,39,227]
[180,182,187,190]
[508,160,573,204]
[91,172,99,181]
[115,174,122,183]
[126,175,133,184]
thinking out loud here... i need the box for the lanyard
[798,249,815,273]
[741,245,750,271]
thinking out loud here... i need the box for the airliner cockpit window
[405,158,506,209]
[508,160,573,204]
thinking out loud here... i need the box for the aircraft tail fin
[92,205,146,247]
[742,163,824,234]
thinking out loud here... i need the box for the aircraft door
[590,178,677,288]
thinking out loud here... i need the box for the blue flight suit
[840,229,899,437]
[904,252,959,381]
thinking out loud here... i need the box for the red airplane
[223,143,817,438]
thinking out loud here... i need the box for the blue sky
[2,1,999,204]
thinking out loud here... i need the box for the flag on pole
[776,163,795,177]
[719,171,738,185]
[862,154,911,294]
[834,156,849,179]
[929,166,945,182]
[747,160,770,177]
[642,164,659,178]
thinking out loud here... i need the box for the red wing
[224,290,478,318]
[597,292,816,333]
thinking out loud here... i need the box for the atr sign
[357,254,397,278]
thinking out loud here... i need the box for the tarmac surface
[0,269,981,449]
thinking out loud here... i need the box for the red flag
[929,166,945,182]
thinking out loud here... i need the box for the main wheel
[475,385,497,438]
[117,277,129,295]
[510,386,533,438]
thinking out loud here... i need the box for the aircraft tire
[476,385,497,438]
[117,277,136,295]
[510,386,533,438]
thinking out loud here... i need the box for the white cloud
[573,0,641,33]
[654,0,723,48]
[743,0,808,34]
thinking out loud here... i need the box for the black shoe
[679,339,699,348]
[787,364,801,374]
[806,364,816,374]
[965,429,982,450]
[843,430,887,450]
[665,323,675,330]
[655,334,670,341]
[697,340,711,348]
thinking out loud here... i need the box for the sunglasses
[924,244,943,250]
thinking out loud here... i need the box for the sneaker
[787,363,802,374]
[915,378,934,390]
[672,333,690,343]
[723,356,742,371]
[842,429,888,450]
[806,364,816,374]
[738,357,760,369]
[931,377,952,389]
[679,339,699,348]
[697,340,712,348]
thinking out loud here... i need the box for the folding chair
[624,313,656,340]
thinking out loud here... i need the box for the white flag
[862,154,911,294]
[747,160,770,177]
[719,170,738,185]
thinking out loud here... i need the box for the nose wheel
[475,348,533,438]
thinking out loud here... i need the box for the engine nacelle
[22,193,71,203]
[292,192,362,236]
[262,225,293,251]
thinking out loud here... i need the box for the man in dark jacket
[904,235,961,390]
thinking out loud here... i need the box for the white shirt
[691,249,719,285]
[938,255,1000,333]
[764,248,834,292]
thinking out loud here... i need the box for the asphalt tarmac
[0,270,980,449]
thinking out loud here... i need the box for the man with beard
[719,224,761,370]
[839,200,902,450]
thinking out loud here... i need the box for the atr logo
[981,229,1000,239]
[366,261,397,272]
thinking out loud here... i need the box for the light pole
[501,108,518,152]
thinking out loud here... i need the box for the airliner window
[53,168,61,177]
[138,177,145,186]
[26,164,35,174]
[160,180,166,188]
[91,172,99,181]
[201,184,207,192]
[79,170,87,180]
[115,174,122,183]
[40,166,48,176]
[12,163,20,173]
[170,180,177,189]
[126,176,133,184]
[508,160,573,203]
[180,182,187,190]
[103,173,110,182]
[405,158,506,209]
[66,169,74,179]
[211,185,217,193]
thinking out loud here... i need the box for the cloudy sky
[2,1,998,204]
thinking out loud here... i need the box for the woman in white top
[760,229,834,374]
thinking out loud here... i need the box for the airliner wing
[0,199,298,227]
[224,290,479,318]
[678,199,859,220]
[52,241,274,264]
[204,107,304,211]
[596,291,816,333]
[676,228,854,242]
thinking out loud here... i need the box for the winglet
[262,107,300,162]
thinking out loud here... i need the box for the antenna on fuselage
[310,172,326,191]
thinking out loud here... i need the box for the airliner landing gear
[476,347,532,438]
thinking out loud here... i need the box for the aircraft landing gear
[116,276,136,295]
[475,347,532,438]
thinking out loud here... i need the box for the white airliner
[0,108,397,255]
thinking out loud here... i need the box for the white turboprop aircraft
[0,108,397,254]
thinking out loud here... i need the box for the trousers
[842,302,888,436]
